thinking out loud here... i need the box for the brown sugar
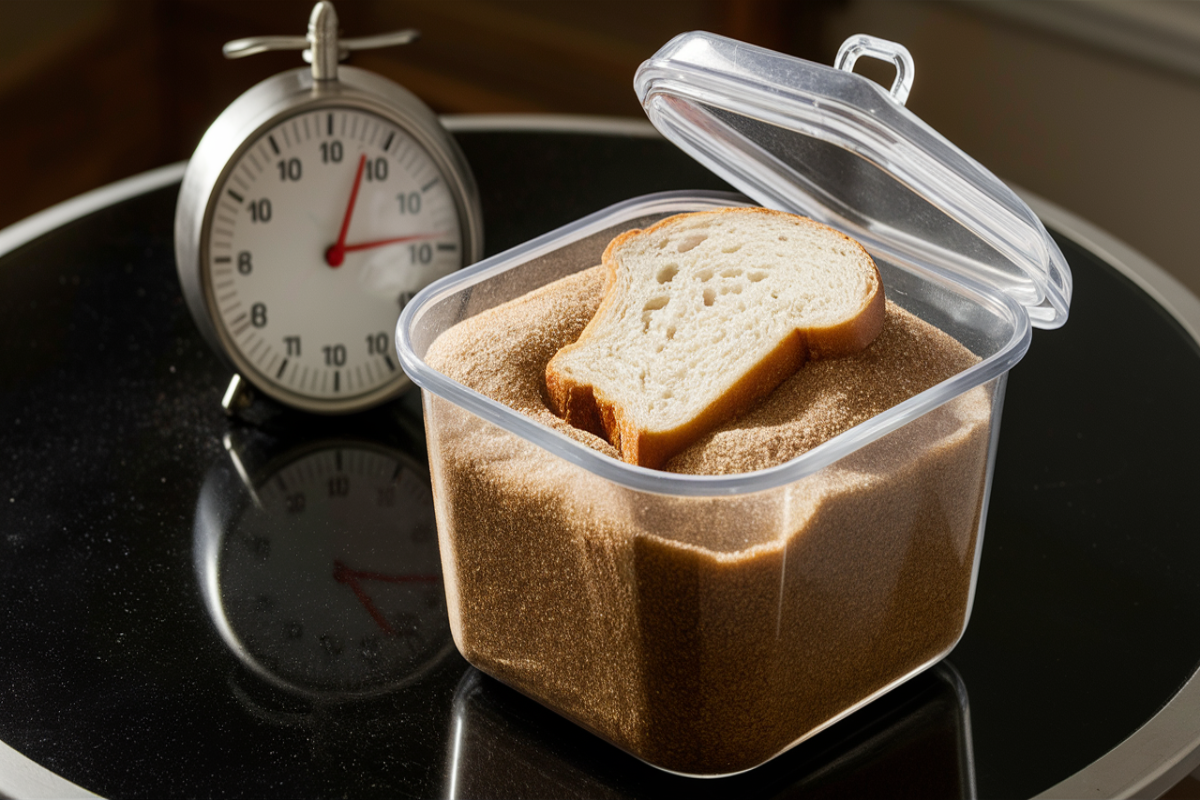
[423,266,993,775]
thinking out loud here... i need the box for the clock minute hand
[341,232,445,253]
[325,153,368,268]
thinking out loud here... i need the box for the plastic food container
[397,33,1071,777]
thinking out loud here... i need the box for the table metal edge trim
[1020,188,1200,800]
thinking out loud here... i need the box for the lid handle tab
[835,34,915,106]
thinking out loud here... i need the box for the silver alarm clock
[175,2,483,414]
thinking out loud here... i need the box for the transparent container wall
[404,195,751,364]
[424,374,1002,776]
[405,193,1021,373]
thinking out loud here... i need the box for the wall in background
[2,0,1200,304]
[823,1,1200,304]
[0,0,835,230]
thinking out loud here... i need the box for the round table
[1,116,1198,799]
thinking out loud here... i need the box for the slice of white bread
[545,208,885,469]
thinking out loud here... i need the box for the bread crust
[546,208,885,469]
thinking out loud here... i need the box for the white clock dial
[204,107,465,406]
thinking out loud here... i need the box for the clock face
[215,441,453,695]
[203,106,466,408]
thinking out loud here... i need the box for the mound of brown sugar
[426,265,980,475]
[423,265,993,775]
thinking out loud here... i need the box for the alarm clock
[175,1,483,415]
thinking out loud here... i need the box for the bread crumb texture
[423,265,994,775]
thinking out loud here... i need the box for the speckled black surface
[1,130,1199,799]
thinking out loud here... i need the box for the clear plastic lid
[635,32,1071,328]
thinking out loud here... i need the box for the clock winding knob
[221,1,419,82]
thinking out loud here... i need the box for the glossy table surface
[1,118,1199,799]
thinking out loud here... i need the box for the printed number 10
[366,332,388,355]
[410,243,432,265]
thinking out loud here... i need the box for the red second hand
[325,153,367,268]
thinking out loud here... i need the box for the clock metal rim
[176,66,484,414]
[200,100,463,413]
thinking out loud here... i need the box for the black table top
[2,121,1199,800]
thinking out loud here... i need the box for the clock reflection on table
[193,421,456,700]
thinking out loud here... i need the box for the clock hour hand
[325,153,368,268]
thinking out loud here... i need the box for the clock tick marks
[191,98,475,411]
